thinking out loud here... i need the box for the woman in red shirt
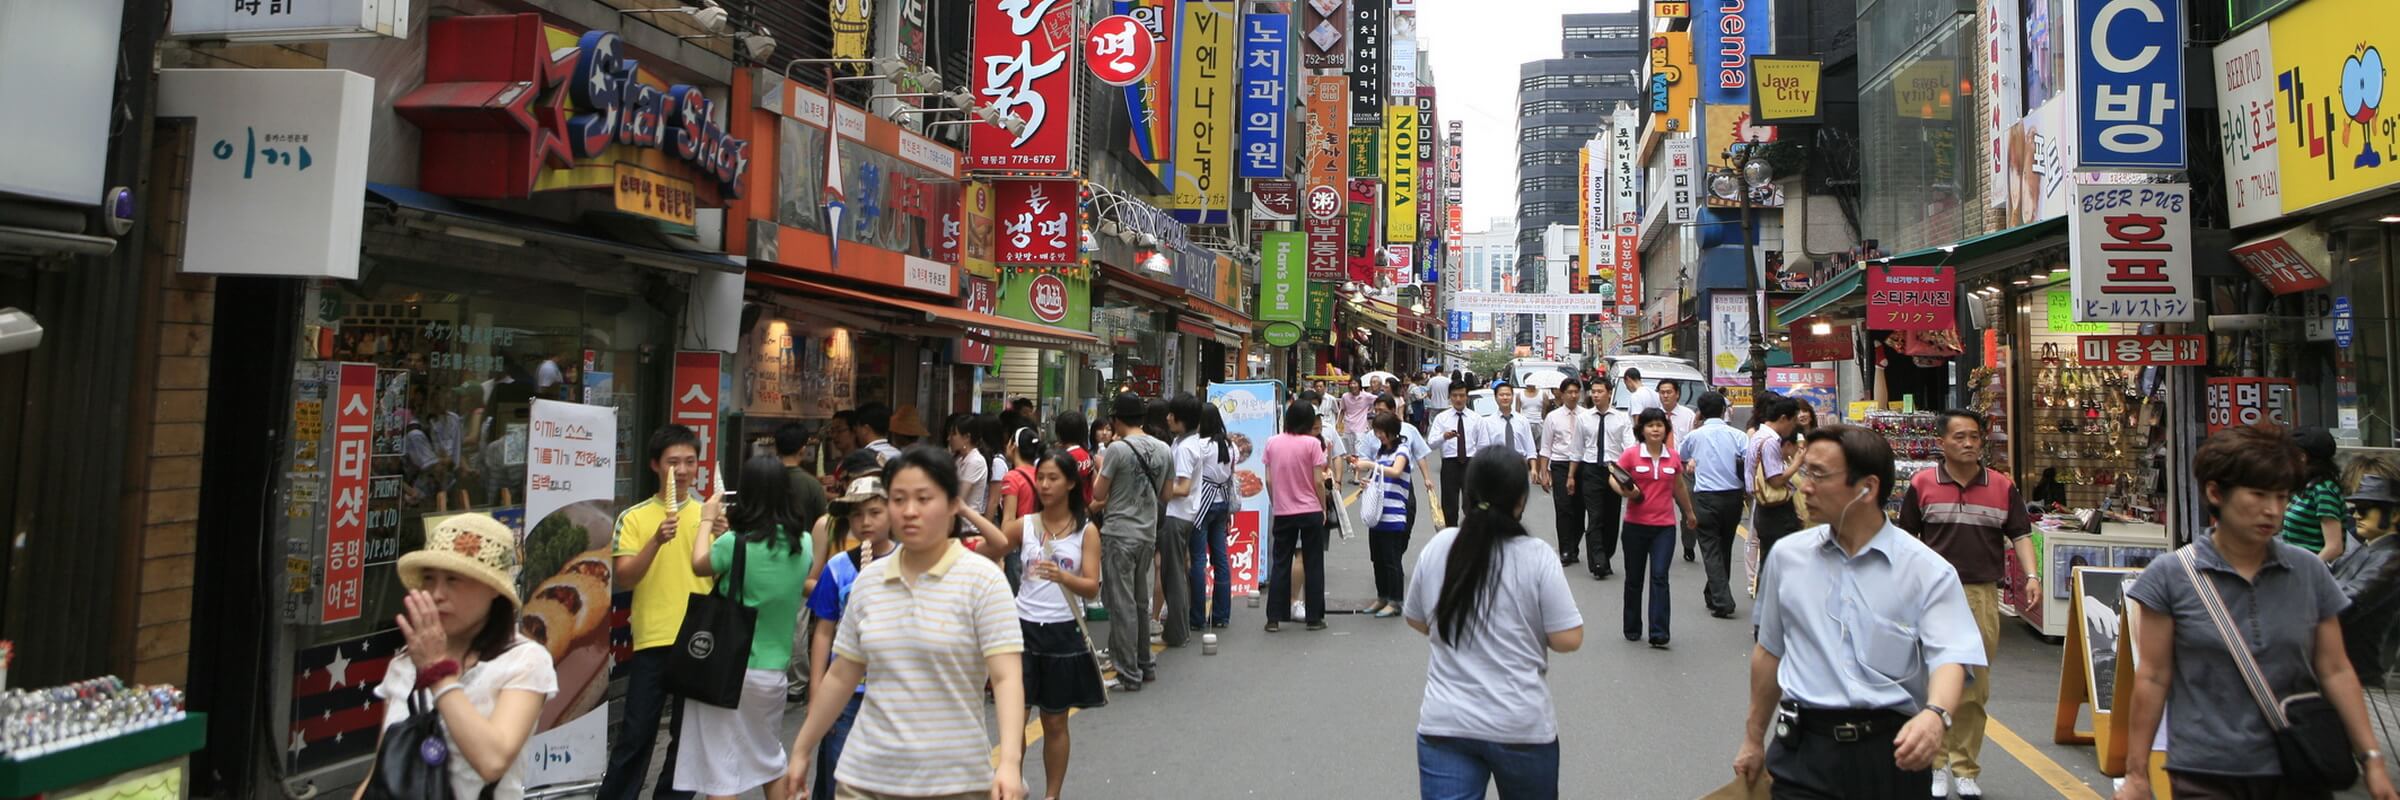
[999,427,1046,525]
[1610,408,1696,649]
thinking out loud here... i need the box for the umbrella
[1523,371,1568,391]
[1360,370,1398,388]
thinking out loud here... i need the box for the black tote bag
[667,531,755,709]
[363,690,458,800]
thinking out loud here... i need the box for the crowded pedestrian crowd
[355,368,2400,800]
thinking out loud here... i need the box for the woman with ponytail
[1403,446,1584,800]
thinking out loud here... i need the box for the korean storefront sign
[1386,103,1418,243]
[1252,180,1299,220]
[1260,231,1306,323]
[958,276,998,366]
[672,351,722,498]
[1984,0,2022,211]
[1119,0,1177,163]
[396,17,750,202]
[1611,106,1639,223]
[1750,58,1823,124]
[1349,126,1381,179]
[1614,224,1641,312]
[1710,294,1753,386]
[1865,264,1956,331]
[156,69,372,280]
[1086,14,1155,86]
[1788,320,1854,362]
[1649,31,1695,133]
[1583,139,1610,271]
[1169,0,1234,222]
[2068,0,2185,170]
[1001,270,1091,329]
[1389,11,1417,98]
[168,0,403,39]
[963,180,997,279]
[2077,335,2206,366]
[2230,227,2332,295]
[1695,0,1768,106]
[1306,186,1346,280]
[992,179,1078,265]
[2267,0,2400,214]
[1302,0,1348,69]
[613,163,697,227]
[2213,25,2280,228]
[1306,281,1338,332]
[1666,137,1697,223]
[1238,12,1289,180]
[969,0,1076,173]
[322,362,374,623]
[2205,377,2296,434]
[1349,0,1386,125]
[762,83,963,294]
[2068,182,2197,322]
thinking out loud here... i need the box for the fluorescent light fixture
[2381,215,2400,224]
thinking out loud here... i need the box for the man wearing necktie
[1581,380,1635,579]
[1428,381,1478,526]
[1540,378,1590,568]
[1481,383,1538,477]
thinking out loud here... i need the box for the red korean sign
[969,0,1076,173]
[672,351,722,499]
[2229,234,2331,295]
[1864,264,1955,331]
[2205,377,2295,435]
[2076,335,2206,366]
[1613,223,1640,312]
[958,276,997,366]
[992,179,1078,265]
[323,363,375,623]
[1305,216,1345,279]
[1085,14,1154,86]
[1787,320,1855,362]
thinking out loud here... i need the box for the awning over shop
[749,270,1102,352]
[366,183,745,274]
[1098,262,1190,305]
[1774,217,2066,327]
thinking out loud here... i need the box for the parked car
[1597,354,1710,411]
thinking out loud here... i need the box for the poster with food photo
[1209,380,1283,597]
[511,399,622,787]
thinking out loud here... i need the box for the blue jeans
[1416,734,1560,800]
[598,648,693,800]
[1189,502,1233,627]
[1622,522,1675,643]
[811,693,864,800]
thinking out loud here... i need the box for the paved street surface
[716,482,2126,799]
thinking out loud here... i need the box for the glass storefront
[1858,12,1976,254]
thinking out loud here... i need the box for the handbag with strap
[1031,513,1110,694]
[1753,444,1794,507]
[364,689,461,800]
[2177,549,2359,790]
[667,530,758,709]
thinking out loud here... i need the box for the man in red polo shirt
[1896,409,2038,800]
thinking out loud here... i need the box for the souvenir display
[0,676,188,761]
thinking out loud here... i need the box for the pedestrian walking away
[1092,393,1178,685]
[1351,411,1417,618]
[2116,423,2398,800]
[1733,424,1987,799]
[1405,446,1583,800]
[1678,392,1750,619]
[367,513,558,800]
[1264,398,1333,632]
[1893,410,2038,799]
[1748,397,1805,581]
[676,455,815,800]
[1538,378,1589,570]
[779,446,1029,800]
[1430,382,1480,527]
[799,474,894,800]
[1609,409,1694,648]
[1167,394,1236,632]
[1004,452,1109,800]
[602,425,725,800]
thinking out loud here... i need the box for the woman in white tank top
[999,452,1107,800]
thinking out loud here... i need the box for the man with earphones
[1731,425,1985,799]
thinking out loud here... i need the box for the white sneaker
[1952,776,1981,799]
[1291,601,1308,618]
[1931,768,1951,798]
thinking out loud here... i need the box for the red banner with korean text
[2076,335,2206,367]
[992,179,1079,264]
[969,0,1077,173]
[2204,377,2295,435]
[1788,320,1854,362]
[958,276,997,365]
[2229,235,2331,295]
[323,363,374,623]
[1865,264,1955,331]
[672,351,722,498]
[1614,223,1640,312]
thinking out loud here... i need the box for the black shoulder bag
[365,688,460,800]
[668,531,756,708]
[2179,550,2360,790]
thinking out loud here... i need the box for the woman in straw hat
[364,513,558,800]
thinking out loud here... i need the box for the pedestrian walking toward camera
[1092,393,1177,685]
[1405,446,1583,800]
[1539,379,1590,570]
[1894,410,2037,799]
[1748,397,1805,573]
[1610,409,1695,648]
[2115,424,2397,800]
[676,455,814,800]
[603,425,725,800]
[1430,381,1479,526]
[1579,380,1635,579]
[798,473,891,800]
[1004,452,1108,800]
[1679,392,1749,619]
[1733,425,1985,798]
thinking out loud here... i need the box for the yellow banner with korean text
[2268,0,2400,213]
[612,163,697,226]
[1168,0,1235,213]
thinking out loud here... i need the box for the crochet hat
[397,513,524,610]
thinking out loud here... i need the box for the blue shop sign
[2070,0,2185,171]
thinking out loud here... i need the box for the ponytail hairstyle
[1434,446,1534,647]
[1009,426,1047,468]
[1198,403,1232,465]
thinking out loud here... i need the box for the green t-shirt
[2280,478,2346,553]
[709,527,815,670]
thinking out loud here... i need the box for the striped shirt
[831,541,1025,795]
[2279,479,2345,553]
[1896,466,2031,585]
[1371,451,1412,532]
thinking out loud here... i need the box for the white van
[1598,355,1708,413]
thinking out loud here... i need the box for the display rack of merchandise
[1968,366,2011,474]
[1864,411,1942,514]
[2023,344,2155,519]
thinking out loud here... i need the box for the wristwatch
[1924,704,1954,729]
[2359,749,2383,766]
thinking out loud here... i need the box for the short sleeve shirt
[1750,428,1788,494]
[1264,432,1327,516]
[376,641,558,800]
[1170,435,1211,522]
[1099,436,1172,541]
[1403,530,1583,744]
[831,542,1024,795]
[2126,535,2349,777]
[611,497,713,650]
[710,530,814,670]
[1616,445,1685,526]
[1754,522,1988,711]
[2279,479,2346,553]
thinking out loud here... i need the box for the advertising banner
[512,397,620,787]
[1710,294,1752,386]
[1119,0,1177,163]
[2067,0,2185,170]
[1984,0,2023,210]
[1611,105,1639,223]
[2267,0,2400,214]
[1390,12,1417,97]
[1766,367,1837,421]
[1449,292,1617,315]
[1666,137,1697,223]
[958,276,998,366]
[1301,0,1348,69]
[1585,139,1611,269]
[2205,377,2296,434]
[1239,13,1290,179]
[1000,270,1092,329]
[2213,26,2279,227]
[1347,178,1381,281]
[2230,227,2333,295]
[1788,320,1855,362]
[1350,0,1387,125]
[1695,0,1769,106]
[1304,76,1347,277]
[1865,264,1956,331]
[1614,223,1641,312]
[322,362,374,623]
[1261,231,1307,324]
[156,69,372,280]
[1649,31,1695,133]
[1750,58,1823,123]
[1386,104,1419,243]
[1169,0,1235,222]
[671,351,722,498]
[1207,381,1283,597]
[968,0,1076,173]
[2068,182,2196,322]
[1350,127,1381,179]
[2076,335,2206,366]
[993,179,1079,265]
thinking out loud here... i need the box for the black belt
[1699,489,1744,495]
[1790,706,1911,743]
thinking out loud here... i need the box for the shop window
[2342,226,2392,445]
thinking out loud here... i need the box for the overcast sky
[1418,0,1638,231]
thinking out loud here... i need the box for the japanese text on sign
[1237,13,1288,179]
[2076,335,2206,366]
[2069,182,2196,322]
[2072,0,2186,170]
[1864,265,1957,331]
[322,363,375,623]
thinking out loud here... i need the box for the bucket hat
[397,513,524,610]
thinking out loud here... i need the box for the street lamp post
[1712,143,1774,402]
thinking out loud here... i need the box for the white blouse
[374,638,559,800]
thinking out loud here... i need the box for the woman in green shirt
[678,454,815,800]
[2284,427,2348,564]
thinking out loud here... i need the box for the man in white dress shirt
[1621,368,1663,413]
[1428,382,1478,526]
[1581,380,1636,579]
[1539,379,1591,568]
[1476,383,1539,477]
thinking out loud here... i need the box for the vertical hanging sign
[1304,76,1349,279]
[1170,0,1235,222]
[1386,102,1418,243]
[1666,137,1697,223]
[672,351,722,498]
[1301,0,1348,69]
[1120,0,1178,163]
[322,362,374,624]
[1349,0,1386,125]
[1865,264,1958,331]
[1695,0,1768,106]
[2068,182,2197,322]
[993,179,1080,265]
[969,0,1077,173]
[1239,12,1290,180]
[1611,105,1639,223]
[2067,0,2185,170]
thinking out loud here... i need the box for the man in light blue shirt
[1733,424,1985,799]
[1679,392,1751,618]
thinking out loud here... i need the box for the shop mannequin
[2336,470,2400,686]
